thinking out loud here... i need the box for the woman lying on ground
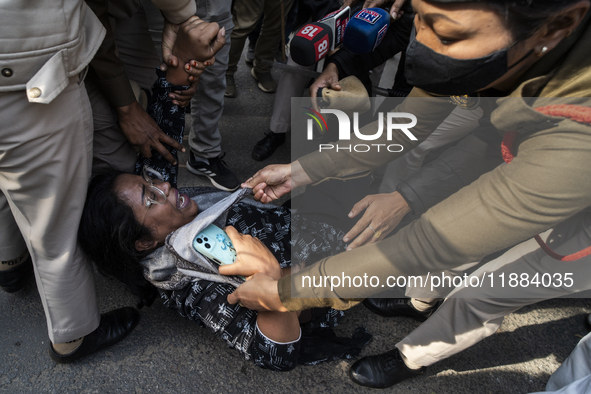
[76,17,372,370]
[78,167,351,370]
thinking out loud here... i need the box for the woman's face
[411,0,541,90]
[115,173,199,248]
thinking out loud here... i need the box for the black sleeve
[328,12,414,79]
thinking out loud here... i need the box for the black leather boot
[252,132,285,161]
[0,255,33,293]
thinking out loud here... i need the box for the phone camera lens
[203,237,208,242]
[205,243,211,249]
[196,238,203,243]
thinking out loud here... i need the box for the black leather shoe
[0,255,33,293]
[349,348,425,388]
[252,132,285,161]
[363,298,440,322]
[49,307,140,363]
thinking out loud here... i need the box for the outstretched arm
[242,161,312,203]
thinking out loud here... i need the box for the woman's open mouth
[176,190,190,210]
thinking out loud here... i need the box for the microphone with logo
[291,7,390,66]
[343,8,390,54]
[290,7,351,66]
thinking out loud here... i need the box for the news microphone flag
[318,7,351,50]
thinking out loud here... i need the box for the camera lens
[205,243,211,249]
[203,237,208,242]
[196,238,203,243]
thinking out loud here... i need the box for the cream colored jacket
[0,0,195,104]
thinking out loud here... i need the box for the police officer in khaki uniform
[0,0,197,362]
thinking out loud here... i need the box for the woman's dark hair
[483,0,588,41]
[79,169,156,306]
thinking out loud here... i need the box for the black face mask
[405,26,534,96]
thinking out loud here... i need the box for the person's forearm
[165,41,201,86]
[291,160,313,189]
[165,64,190,86]
[151,0,196,24]
[397,134,502,216]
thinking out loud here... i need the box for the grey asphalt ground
[1,51,590,394]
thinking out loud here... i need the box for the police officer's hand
[159,23,216,107]
[242,164,293,203]
[343,191,411,250]
[116,101,184,165]
[242,161,312,203]
[173,18,225,63]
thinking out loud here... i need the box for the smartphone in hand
[193,224,237,266]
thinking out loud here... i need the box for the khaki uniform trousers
[227,0,294,76]
[396,212,591,367]
[0,75,100,343]
[269,54,315,134]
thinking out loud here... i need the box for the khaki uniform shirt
[0,0,106,104]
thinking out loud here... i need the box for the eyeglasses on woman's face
[142,166,167,208]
